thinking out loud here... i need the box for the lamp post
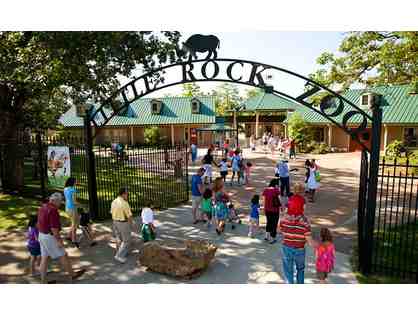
[233,104,245,149]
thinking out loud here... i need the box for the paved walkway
[0,149,360,284]
[0,203,356,284]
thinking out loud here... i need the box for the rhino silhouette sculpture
[182,34,220,61]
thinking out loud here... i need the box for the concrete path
[0,203,356,284]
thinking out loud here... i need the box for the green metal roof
[60,96,216,127]
[245,84,418,125]
[196,117,235,132]
[243,93,297,112]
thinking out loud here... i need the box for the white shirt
[141,207,154,225]
[220,160,228,172]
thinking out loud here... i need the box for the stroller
[227,202,242,229]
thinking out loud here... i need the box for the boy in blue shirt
[248,195,260,237]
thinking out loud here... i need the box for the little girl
[141,205,156,243]
[219,158,229,182]
[248,195,260,238]
[315,228,336,283]
[245,161,253,185]
[26,215,41,276]
[201,188,214,229]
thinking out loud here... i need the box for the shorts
[203,164,212,178]
[191,195,202,210]
[66,209,79,226]
[27,245,41,257]
[249,217,259,224]
[220,171,228,177]
[317,271,329,280]
[38,233,66,259]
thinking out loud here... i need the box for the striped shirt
[279,214,311,249]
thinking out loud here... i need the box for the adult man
[191,167,205,224]
[279,183,314,284]
[111,187,133,263]
[38,193,85,283]
[278,159,290,197]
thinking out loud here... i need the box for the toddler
[315,228,336,283]
[26,215,41,276]
[201,188,214,229]
[78,208,97,247]
[248,195,260,237]
[219,158,229,182]
[141,205,156,242]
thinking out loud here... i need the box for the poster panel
[47,146,71,188]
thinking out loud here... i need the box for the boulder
[138,239,217,279]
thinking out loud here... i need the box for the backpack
[315,170,321,182]
[316,243,335,273]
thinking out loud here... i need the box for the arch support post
[362,103,382,274]
[84,109,99,220]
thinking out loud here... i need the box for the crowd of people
[260,132,296,159]
[25,136,330,284]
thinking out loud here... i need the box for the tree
[288,112,312,150]
[0,31,182,190]
[144,126,165,146]
[244,87,264,100]
[210,83,241,116]
[181,82,203,97]
[311,32,418,89]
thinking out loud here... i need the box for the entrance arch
[83,54,382,275]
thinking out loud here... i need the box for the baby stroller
[227,202,242,229]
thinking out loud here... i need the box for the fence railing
[372,157,418,282]
[1,134,189,220]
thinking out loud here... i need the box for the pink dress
[315,243,336,273]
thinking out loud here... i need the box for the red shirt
[287,194,305,216]
[262,187,281,213]
[279,214,311,249]
[37,202,61,234]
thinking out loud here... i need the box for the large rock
[138,239,217,279]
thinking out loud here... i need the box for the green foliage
[210,83,241,116]
[311,32,418,89]
[312,142,331,154]
[244,87,264,100]
[181,83,203,97]
[144,126,162,146]
[385,140,405,157]
[288,112,312,149]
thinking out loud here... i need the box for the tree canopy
[210,83,241,116]
[310,31,418,90]
[181,82,204,97]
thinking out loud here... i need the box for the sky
[134,31,346,98]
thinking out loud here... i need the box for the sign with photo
[47,146,71,188]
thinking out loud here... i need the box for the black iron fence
[0,134,189,220]
[372,157,418,282]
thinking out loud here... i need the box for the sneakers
[71,269,86,281]
[114,256,127,264]
[269,239,277,244]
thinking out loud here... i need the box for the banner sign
[47,146,71,188]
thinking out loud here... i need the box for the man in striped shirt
[279,183,314,284]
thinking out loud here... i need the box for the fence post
[36,132,47,200]
[84,110,99,220]
[357,149,368,272]
[363,100,383,274]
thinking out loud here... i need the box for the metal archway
[84,57,382,274]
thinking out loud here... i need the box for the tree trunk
[0,110,25,192]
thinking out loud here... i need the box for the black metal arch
[89,58,375,152]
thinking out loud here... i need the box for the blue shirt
[250,203,260,219]
[278,162,289,178]
[64,186,77,211]
[191,175,202,196]
[231,155,241,171]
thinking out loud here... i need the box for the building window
[360,94,369,106]
[404,127,417,147]
[312,127,325,143]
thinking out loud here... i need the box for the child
[213,178,229,235]
[78,208,97,247]
[230,150,241,185]
[201,188,214,229]
[248,195,260,238]
[219,158,229,182]
[245,161,253,185]
[315,228,336,283]
[26,215,41,276]
[141,205,156,243]
[238,157,245,185]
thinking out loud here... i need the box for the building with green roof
[60,96,223,146]
[238,84,418,152]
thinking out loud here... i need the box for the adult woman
[262,178,281,244]
[64,177,81,247]
[306,160,319,202]
[202,148,218,184]
[279,183,313,284]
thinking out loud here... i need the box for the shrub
[288,112,313,149]
[312,143,331,154]
[144,126,162,146]
[385,140,406,158]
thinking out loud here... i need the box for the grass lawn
[351,222,418,283]
[0,193,70,231]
